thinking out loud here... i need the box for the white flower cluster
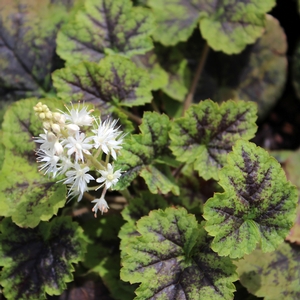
[34,102,125,217]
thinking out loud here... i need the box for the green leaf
[282,149,300,245]
[0,0,77,99]
[148,0,201,46]
[169,100,257,180]
[203,141,298,259]
[199,0,276,54]
[197,15,287,118]
[115,112,179,195]
[0,130,5,171]
[119,191,168,262]
[0,98,66,228]
[132,51,168,91]
[52,56,153,109]
[156,45,190,102]
[0,216,87,300]
[236,242,300,300]
[148,0,275,54]
[122,191,168,223]
[121,207,237,300]
[56,0,154,66]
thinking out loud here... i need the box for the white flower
[96,163,122,190]
[35,130,63,155]
[92,118,124,159]
[36,149,60,177]
[63,164,94,200]
[91,195,109,217]
[63,103,94,127]
[57,155,73,176]
[64,131,93,162]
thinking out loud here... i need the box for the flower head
[92,118,124,159]
[36,149,60,177]
[35,130,64,155]
[63,103,94,127]
[64,131,93,162]
[96,163,122,190]
[63,164,94,201]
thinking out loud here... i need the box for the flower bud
[54,141,64,155]
[39,112,45,119]
[66,124,80,134]
[43,121,51,130]
[45,111,52,119]
[51,123,61,134]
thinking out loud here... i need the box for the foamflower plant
[33,102,125,216]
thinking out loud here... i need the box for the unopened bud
[47,131,57,142]
[51,123,61,134]
[39,113,45,119]
[54,141,64,156]
[43,121,51,130]
[45,112,52,119]
[66,124,80,134]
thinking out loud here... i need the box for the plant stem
[120,188,132,201]
[172,163,185,178]
[119,108,142,124]
[151,99,160,113]
[182,42,210,115]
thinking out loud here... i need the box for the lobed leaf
[132,51,169,91]
[52,56,153,109]
[0,216,87,300]
[282,149,300,245]
[56,0,154,65]
[0,0,78,100]
[169,99,257,180]
[199,0,276,54]
[0,98,66,228]
[148,0,201,46]
[155,45,190,102]
[115,112,179,195]
[148,0,275,54]
[203,141,298,258]
[119,191,168,262]
[236,242,300,300]
[121,207,237,300]
[196,15,287,118]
